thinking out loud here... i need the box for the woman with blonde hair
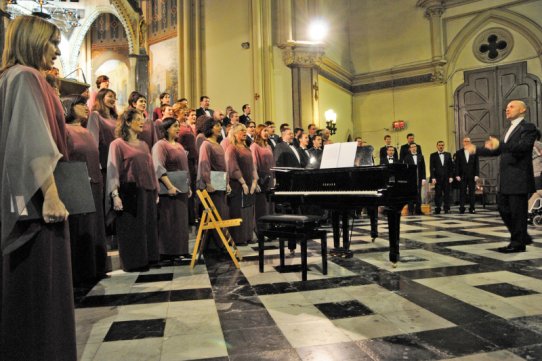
[225,123,259,245]
[0,15,76,360]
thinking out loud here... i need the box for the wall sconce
[325,109,337,135]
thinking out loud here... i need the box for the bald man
[468,100,537,253]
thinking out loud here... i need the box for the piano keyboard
[274,190,382,196]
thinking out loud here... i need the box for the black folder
[159,170,189,194]
[241,192,256,208]
[15,161,96,220]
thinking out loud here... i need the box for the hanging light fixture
[5,0,81,33]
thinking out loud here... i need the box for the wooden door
[455,62,541,188]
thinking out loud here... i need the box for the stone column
[417,0,446,62]
[128,51,149,96]
[280,41,324,129]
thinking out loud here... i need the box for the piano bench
[256,215,327,281]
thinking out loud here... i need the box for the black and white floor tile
[75,206,542,360]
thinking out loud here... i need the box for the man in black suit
[403,143,426,215]
[308,134,323,168]
[400,133,422,161]
[265,121,280,151]
[380,146,397,165]
[470,100,537,253]
[274,127,304,255]
[213,109,227,142]
[307,123,317,149]
[274,128,302,168]
[245,120,255,147]
[379,134,398,162]
[196,95,214,117]
[455,137,479,214]
[430,141,454,214]
[297,133,311,168]
[239,104,251,125]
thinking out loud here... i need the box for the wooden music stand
[190,190,243,269]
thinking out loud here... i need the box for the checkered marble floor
[75,206,542,361]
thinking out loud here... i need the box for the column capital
[416,0,446,19]
[278,40,325,69]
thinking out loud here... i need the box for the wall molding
[318,56,445,93]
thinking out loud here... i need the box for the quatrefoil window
[473,28,513,63]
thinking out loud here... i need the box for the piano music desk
[256,215,328,281]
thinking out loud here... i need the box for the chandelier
[5,1,81,33]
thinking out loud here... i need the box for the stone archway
[65,4,137,76]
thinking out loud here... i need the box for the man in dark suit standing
[403,143,426,215]
[274,127,304,255]
[455,137,479,214]
[265,121,280,151]
[430,141,454,214]
[379,134,398,162]
[239,104,251,125]
[469,100,537,253]
[380,146,397,165]
[196,95,214,117]
[297,133,311,168]
[400,133,422,161]
[245,120,255,147]
[274,128,302,168]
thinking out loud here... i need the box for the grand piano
[270,163,418,265]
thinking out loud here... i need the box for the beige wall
[348,0,432,74]
[318,76,353,143]
[354,84,448,164]
[203,0,253,114]
[272,46,293,125]
[319,0,353,72]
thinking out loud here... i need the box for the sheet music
[320,142,358,169]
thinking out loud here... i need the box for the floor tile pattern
[75,206,542,360]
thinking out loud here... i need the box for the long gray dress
[226,144,257,244]
[152,139,190,256]
[0,64,76,361]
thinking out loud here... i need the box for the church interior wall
[146,0,179,109]
[347,0,432,75]
[202,0,255,116]
[317,75,353,142]
[353,83,447,163]
[317,0,354,73]
[272,46,294,125]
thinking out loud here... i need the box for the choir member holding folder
[152,118,192,260]
[226,124,259,245]
[0,15,76,360]
[107,109,160,272]
[197,119,230,212]
[62,95,108,284]
[251,124,275,221]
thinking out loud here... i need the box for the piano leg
[386,205,402,267]
[332,211,341,249]
[330,211,353,258]
[342,211,350,250]
[368,207,379,241]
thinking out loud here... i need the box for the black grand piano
[270,164,418,265]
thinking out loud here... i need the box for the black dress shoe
[444,210,450,214]
[525,236,533,245]
[497,244,526,253]
[469,209,475,214]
